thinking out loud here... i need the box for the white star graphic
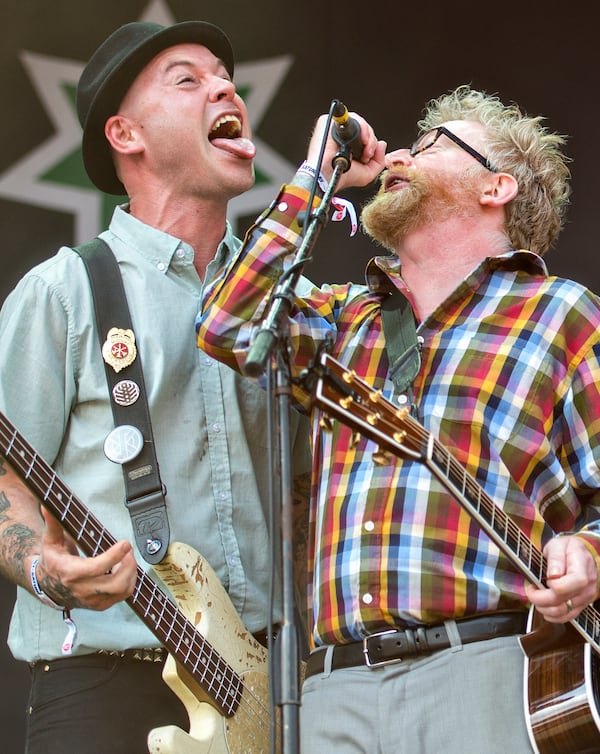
[0,0,296,243]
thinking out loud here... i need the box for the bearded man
[197,85,600,754]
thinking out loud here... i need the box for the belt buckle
[362,629,404,669]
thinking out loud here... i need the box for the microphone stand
[244,140,354,754]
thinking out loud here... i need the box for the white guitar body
[148,542,274,754]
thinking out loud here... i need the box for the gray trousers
[300,633,534,753]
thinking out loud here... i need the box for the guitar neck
[0,412,242,717]
[423,429,545,585]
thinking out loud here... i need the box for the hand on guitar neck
[33,506,138,612]
[525,533,599,623]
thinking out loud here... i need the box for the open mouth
[208,113,256,160]
[384,172,409,191]
[209,114,242,141]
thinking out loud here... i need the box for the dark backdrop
[1,0,598,749]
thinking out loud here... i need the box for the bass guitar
[308,351,600,754]
[0,410,277,754]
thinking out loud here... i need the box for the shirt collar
[365,249,549,295]
[107,204,237,276]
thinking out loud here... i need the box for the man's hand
[525,534,599,622]
[33,506,138,611]
[306,112,386,192]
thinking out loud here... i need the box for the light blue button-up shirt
[0,206,311,662]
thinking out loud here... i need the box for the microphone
[332,100,364,162]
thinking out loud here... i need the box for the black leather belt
[306,611,527,678]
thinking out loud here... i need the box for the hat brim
[81,21,234,195]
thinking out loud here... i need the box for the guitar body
[148,542,275,754]
[521,609,600,753]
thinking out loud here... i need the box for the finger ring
[565,598,574,613]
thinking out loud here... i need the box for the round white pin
[103,425,144,464]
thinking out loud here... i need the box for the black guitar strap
[74,238,170,564]
[380,287,422,403]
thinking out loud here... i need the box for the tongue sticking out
[209,115,256,159]
[211,136,256,159]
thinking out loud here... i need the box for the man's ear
[480,172,518,208]
[104,115,144,156]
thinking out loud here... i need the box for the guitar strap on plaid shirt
[380,286,422,403]
[75,238,170,564]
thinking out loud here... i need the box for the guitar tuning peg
[350,431,361,449]
[372,448,393,466]
[319,414,333,431]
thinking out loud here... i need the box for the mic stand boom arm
[243,152,349,754]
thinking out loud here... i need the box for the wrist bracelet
[30,557,65,610]
[298,161,328,192]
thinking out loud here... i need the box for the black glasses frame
[409,126,497,172]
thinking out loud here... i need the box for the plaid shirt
[199,183,600,646]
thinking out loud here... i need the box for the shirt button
[176,249,185,259]
[211,423,221,433]
[157,262,166,272]
[364,520,375,532]
[397,394,409,405]
[277,201,288,212]
[362,593,373,605]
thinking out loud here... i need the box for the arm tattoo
[0,519,37,585]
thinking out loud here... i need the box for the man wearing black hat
[0,21,312,753]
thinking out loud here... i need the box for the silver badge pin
[112,379,141,407]
[103,425,144,464]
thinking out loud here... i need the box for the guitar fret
[487,492,495,527]
[131,578,143,603]
[162,607,176,643]
[5,428,17,455]
[25,450,37,479]
[42,470,57,501]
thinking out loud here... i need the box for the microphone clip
[331,99,363,172]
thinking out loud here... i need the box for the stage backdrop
[0,0,598,749]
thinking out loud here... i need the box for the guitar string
[0,420,275,737]
[329,373,600,647]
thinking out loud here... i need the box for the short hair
[417,84,571,256]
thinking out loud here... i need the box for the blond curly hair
[417,85,571,256]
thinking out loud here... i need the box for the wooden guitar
[307,351,600,754]
[0,410,277,754]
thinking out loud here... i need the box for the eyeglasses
[409,126,497,172]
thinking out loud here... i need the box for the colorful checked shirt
[198,182,600,647]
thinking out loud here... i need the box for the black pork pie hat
[77,21,235,195]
